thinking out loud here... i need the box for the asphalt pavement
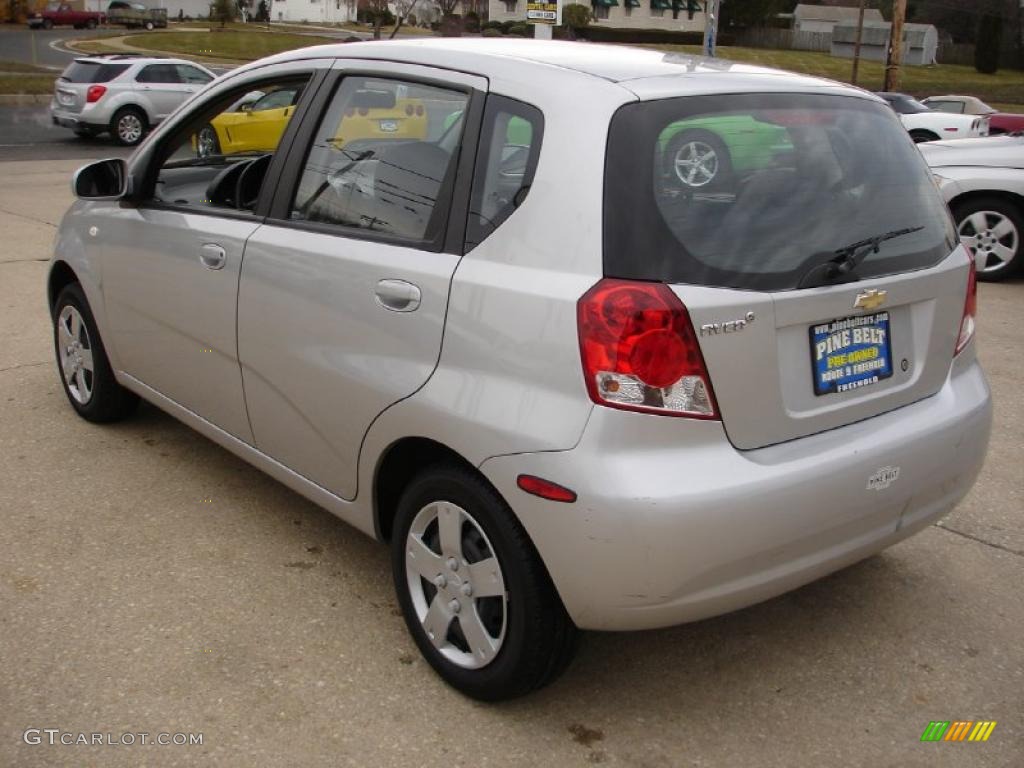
[0,25,121,69]
[0,152,1021,767]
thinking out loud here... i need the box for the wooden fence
[734,27,832,52]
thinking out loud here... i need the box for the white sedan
[876,92,988,143]
[921,134,1024,281]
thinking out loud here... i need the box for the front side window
[177,65,213,84]
[289,76,469,245]
[604,93,956,291]
[148,75,312,211]
[465,96,543,251]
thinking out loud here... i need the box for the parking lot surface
[1,155,1022,767]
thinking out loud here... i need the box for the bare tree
[390,0,422,38]
[435,0,460,18]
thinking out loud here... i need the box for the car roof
[75,55,193,65]
[245,39,860,96]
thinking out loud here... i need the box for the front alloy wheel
[57,305,94,405]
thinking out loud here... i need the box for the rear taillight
[86,85,106,103]
[577,278,718,419]
[955,258,977,356]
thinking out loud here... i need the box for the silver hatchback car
[49,40,992,700]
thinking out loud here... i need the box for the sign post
[526,0,561,40]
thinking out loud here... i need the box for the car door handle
[199,243,226,270]
[374,279,421,312]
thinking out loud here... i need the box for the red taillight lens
[405,104,414,116]
[955,258,977,356]
[358,106,369,116]
[344,107,355,117]
[517,475,577,503]
[86,85,106,103]
[415,105,424,116]
[577,278,718,418]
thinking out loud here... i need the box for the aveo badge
[867,466,900,491]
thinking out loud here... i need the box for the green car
[659,115,792,189]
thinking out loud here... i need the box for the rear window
[60,61,130,84]
[604,93,956,292]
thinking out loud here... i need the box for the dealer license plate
[378,119,398,133]
[810,311,893,396]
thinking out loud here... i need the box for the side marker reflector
[516,475,577,503]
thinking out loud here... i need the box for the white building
[792,3,882,34]
[490,0,705,32]
[270,0,358,24]
[831,20,939,66]
[81,0,215,18]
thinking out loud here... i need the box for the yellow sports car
[196,85,428,158]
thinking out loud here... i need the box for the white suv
[51,54,216,145]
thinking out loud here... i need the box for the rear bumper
[480,355,991,631]
[50,105,104,131]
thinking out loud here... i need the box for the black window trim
[265,68,485,256]
[464,93,544,254]
[124,68,330,222]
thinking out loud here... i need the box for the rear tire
[953,197,1023,282]
[391,465,577,701]
[53,283,139,423]
[145,20,154,30]
[909,129,940,143]
[42,18,53,29]
[196,123,220,158]
[110,106,146,146]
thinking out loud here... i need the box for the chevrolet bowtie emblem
[854,289,887,311]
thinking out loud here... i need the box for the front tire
[111,107,146,146]
[196,123,220,158]
[953,197,1023,281]
[392,465,577,701]
[53,283,139,423]
[144,20,154,30]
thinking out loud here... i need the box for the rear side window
[59,62,130,83]
[465,95,543,251]
[289,76,469,246]
[604,93,956,292]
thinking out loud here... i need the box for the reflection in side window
[466,96,543,251]
[150,76,311,212]
[289,77,469,243]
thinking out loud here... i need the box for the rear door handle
[199,243,226,270]
[374,279,421,312]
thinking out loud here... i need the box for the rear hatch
[54,59,131,113]
[604,91,966,450]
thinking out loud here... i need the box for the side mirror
[72,158,128,200]
[240,102,254,112]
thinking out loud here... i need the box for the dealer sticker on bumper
[810,311,893,396]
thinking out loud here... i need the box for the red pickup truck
[27,3,106,29]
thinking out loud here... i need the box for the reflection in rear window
[60,62,130,84]
[604,93,956,291]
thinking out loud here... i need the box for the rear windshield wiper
[797,226,924,289]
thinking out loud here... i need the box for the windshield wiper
[797,226,924,288]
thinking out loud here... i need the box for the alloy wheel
[404,501,507,669]
[57,305,94,405]
[117,113,143,145]
[673,140,719,188]
[959,210,1019,274]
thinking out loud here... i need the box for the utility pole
[702,0,720,57]
[884,0,907,92]
[851,0,866,86]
